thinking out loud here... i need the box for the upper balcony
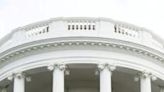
[0,17,163,54]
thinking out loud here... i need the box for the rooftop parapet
[0,17,163,53]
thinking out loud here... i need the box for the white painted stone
[13,73,25,92]
[140,75,151,92]
[53,65,65,92]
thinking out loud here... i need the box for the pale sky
[0,0,164,40]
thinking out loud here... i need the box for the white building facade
[0,17,164,92]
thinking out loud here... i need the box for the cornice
[0,40,163,66]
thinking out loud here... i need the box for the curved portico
[0,17,164,92]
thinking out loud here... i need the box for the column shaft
[13,75,25,92]
[53,68,64,92]
[100,68,112,92]
[140,76,151,92]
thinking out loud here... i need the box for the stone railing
[0,18,163,53]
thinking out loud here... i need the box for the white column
[48,64,66,92]
[98,64,116,92]
[140,72,151,92]
[13,73,25,92]
[160,86,164,92]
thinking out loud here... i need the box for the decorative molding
[0,41,163,65]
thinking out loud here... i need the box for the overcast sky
[0,0,164,40]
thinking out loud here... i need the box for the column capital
[139,71,151,79]
[7,72,31,82]
[14,73,25,79]
[47,63,67,71]
[7,72,25,81]
[98,63,116,71]
[134,71,157,81]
